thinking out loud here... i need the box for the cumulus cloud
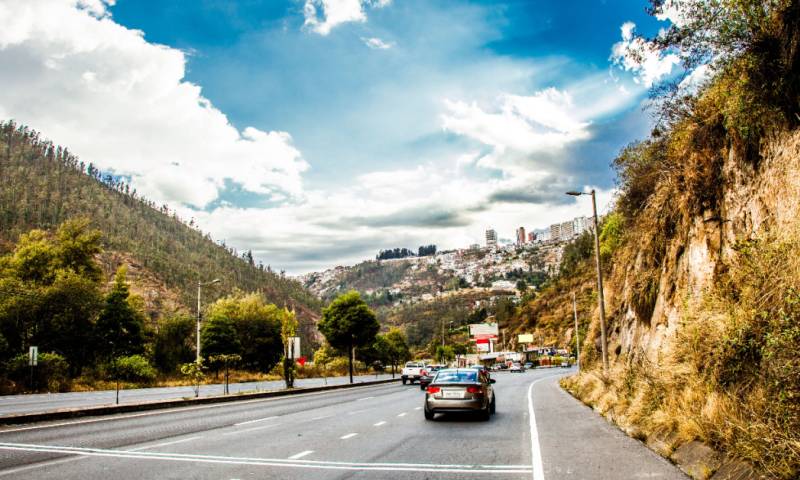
[611,21,679,87]
[361,36,394,49]
[303,0,392,36]
[0,0,308,207]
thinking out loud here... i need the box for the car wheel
[479,406,491,421]
[424,407,435,421]
[420,384,426,390]
[489,395,496,414]
[402,378,407,385]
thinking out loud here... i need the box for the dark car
[424,368,496,421]
[419,365,444,390]
[468,364,491,378]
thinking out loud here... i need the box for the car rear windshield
[405,362,419,367]
[434,370,478,383]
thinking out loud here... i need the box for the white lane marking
[288,450,314,460]
[528,374,563,480]
[0,454,85,477]
[355,396,374,401]
[223,423,283,436]
[0,443,533,474]
[131,436,202,451]
[234,416,278,426]
[396,412,407,417]
[414,407,422,410]
[0,384,394,433]
[347,409,369,416]
[340,433,358,440]
[310,415,333,421]
[373,421,386,427]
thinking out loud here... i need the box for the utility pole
[566,189,609,373]
[572,292,580,372]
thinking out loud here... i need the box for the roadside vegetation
[556,1,800,477]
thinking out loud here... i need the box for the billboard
[469,323,498,337]
[518,334,534,343]
[476,342,490,352]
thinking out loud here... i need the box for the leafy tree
[318,291,379,383]
[208,353,241,394]
[200,316,241,365]
[313,343,335,384]
[207,292,282,373]
[435,345,455,364]
[95,266,147,362]
[180,360,207,398]
[383,328,411,377]
[153,314,195,374]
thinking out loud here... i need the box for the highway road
[0,368,686,479]
[0,374,394,416]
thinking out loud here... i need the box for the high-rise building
[516,227,526,245]
[549,223,561,242]
[485,229,497,247]
[560,220,574,239]
[527,232,536,242]
[573,216,589,236]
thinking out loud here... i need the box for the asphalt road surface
[0,368,686,479]
[0,374,394,416]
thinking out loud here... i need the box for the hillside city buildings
[485,228,497,247]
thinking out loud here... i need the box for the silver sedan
[423,368,496,421]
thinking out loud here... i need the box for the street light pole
[566,189,609,373]
[196,278,220,362]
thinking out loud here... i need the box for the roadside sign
[29,346,38,366]
[469,323,498,337]
[288,336,301,359]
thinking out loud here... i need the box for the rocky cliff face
[608,130,800,366]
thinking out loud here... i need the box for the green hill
[0,121,321,326]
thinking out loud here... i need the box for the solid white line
[0,454,85,477]
[396,412,407,417]
[0,443,533,473]
[288,450,314,460]
[234,416,278,426]
[0,384,391,433]
[340,433,358,440]
[223,423,283,436]
[528,374,563,480]
[355,396,374,401]
[373,421,386,426]
[131,436,202,451]
[310,415,333,421]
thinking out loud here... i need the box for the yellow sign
[518,334,534,343]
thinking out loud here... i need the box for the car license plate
[443,390,463,399]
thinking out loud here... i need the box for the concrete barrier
[0,378,400,426]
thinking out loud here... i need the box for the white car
[509,362,525,373]
[401,362,427,384]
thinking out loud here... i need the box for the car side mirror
[489,378,496,384]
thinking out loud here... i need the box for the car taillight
[426,386,441,394]
[466,386,483,394]
[421,370,427,376]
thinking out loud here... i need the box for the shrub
[8,352,70,392]
[111,355,157,384]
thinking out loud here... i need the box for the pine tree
[95,266,146,361]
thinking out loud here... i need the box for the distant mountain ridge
[0,121,321,331]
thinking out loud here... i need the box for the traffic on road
[0,367,687,479]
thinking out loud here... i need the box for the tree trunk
[348,343,354,384]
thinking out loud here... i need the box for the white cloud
[303,0,392,36]
[611,21,679,87]
[441,88,591,173]
[361,36,394,49]
[0,0,308,207]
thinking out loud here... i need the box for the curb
[0,378,400,426]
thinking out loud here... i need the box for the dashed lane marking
[222,423,283,436]
[373,421,386,426]
[340,433,358,440]
[131,436,202,451]
[288,450,314,460]
[397,412,407,417]
[234,416,278,426]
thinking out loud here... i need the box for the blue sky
[0,0,682,273]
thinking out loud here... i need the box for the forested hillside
[0,121,321,323]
